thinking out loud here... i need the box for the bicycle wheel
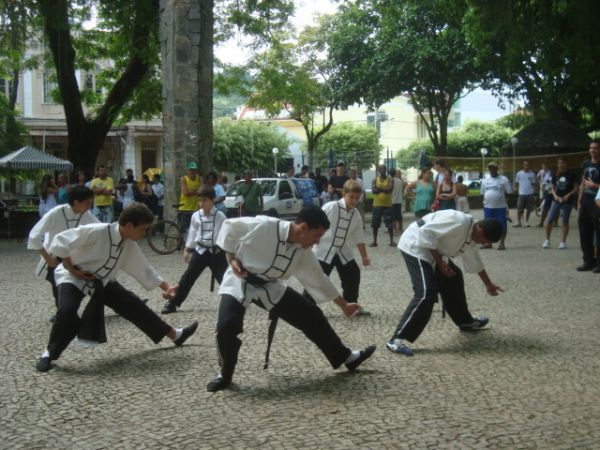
[147,220,183,255]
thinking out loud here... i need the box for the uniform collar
[110,222,124,246]
[200,207,216,217]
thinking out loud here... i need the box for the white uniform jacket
[217,216,340,310]
[185,207,227,254]
[27,204,99,276]
[313,199,365,265]
[48,222,163,295]
[398,210,485,273]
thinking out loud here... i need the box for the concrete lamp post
[510,136,518,185]
[272,147,279,175]
[480,147,488,178]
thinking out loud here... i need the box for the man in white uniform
[35,203,198,372]
[28,187,99,321]
[207,205,377,392]
[386,210,504,357]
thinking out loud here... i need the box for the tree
[313,122,381,172]
[327,0,487,156]
[212,119,290,175]
[246,30,336,170]
[396,120,511,168]
[464,0,600,132]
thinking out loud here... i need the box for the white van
[224,178,320,219]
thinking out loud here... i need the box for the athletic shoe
[161,300,177,314]
[459,316,489,331]
[346,345,377,371]
[558,242,566,249]
[207,375,231,392]
[36,356,53,372]
[386,338,414,356]
[497,243,506,251]
[369,242,378,247]
[576,264,594,272]
[174,321,199,346]
[542,239,550,249]
[357,306,371,316]
[513,223,522,228]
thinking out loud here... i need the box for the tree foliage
[326,0,486,156]
[464,0,600,132]
[213,119,290,175]
[396,120,511,168]
[313,122,381,172]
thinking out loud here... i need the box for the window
[0,78,14,98]
[43,72,57,104]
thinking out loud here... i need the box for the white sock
[173,328,183,341]
[41,349,50,358]
[344,350,360,364]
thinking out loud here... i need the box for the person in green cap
[178,161,202,233]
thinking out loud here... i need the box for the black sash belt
[78,280,107,345]
[244,273,278,369]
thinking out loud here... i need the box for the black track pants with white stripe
[391,251,474,343]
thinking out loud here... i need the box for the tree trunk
[160,0,214,219]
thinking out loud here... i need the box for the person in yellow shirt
[370,164,395,247]
[90,165,114,223]
[178,161,202,233]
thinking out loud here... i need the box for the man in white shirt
[480,162,512,250]
[514,161,536,227]
[206,205,376,392]
[386,210,504,357]
[35,203,198,372]
[310,180,371,315]
[162,187,228,314]
[28,187,99,320]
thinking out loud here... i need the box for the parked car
[224,178,320,219]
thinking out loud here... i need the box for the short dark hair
[118,203,155,227]
[68,186,94,205]
[207,171,217,180]
[590,138,600,146]
[477,219,503,243]
[295,205,330,230]
[198,186,216,200]
[457,175,464,183]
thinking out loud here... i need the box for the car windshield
[226,179,277,197]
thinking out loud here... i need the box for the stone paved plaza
[1,212,599,449]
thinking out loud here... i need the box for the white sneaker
[559,241,566,249]
[542,239,550,248]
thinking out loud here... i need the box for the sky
[215,0,508,124]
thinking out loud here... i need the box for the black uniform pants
[47,281,171,361]
[578,194,600,267]
[215,289,351,382]
[314,256,360,303]
[45,266,59,309]
[173,250,227,306]
[392,251,474,343]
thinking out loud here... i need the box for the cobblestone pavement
[1,211,599,449]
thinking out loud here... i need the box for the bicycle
[147,204,186,255]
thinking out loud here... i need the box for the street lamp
[510,136,518,186]
[272,147,279,174]
[480,147,488,178]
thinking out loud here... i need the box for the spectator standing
[284,166,295,179]
[90,165,114,223]
[514,161,536,227]
[435,168,456,210]
[151,174,164,221]
[295,165,310,178]
[370,164,395,247]
[480,162,512,250]
[207,171,227,214]
[407,168,435,219]
[455,175,470,213]
[38,174,58,218]
[56,173,69,205]
[237,170,263,216]
[119,168,140,209]
[537,165,555,227]
[320,183,334,205]
[349,168,365,226]
[576,139,600,272]
[542,157,578,249]
[178,161,201,233]
[139,174,157,212]
[389,168,405,235]
[329,161,349,201]
[313,167,328,194]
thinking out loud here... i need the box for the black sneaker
[161,300,177,314]
[174,321,199,346]
[207,375,232,392]
[459,316,489,331]
[36,356,53,372]
[345,345,376,371]
[576,264,594,272]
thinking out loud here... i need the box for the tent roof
[0,146,73,171]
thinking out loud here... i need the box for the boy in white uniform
[28,187,99,320]
[207,206,376,392]
[162,187,228,314]
[35,203,198,372]
[310,180,371,315]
